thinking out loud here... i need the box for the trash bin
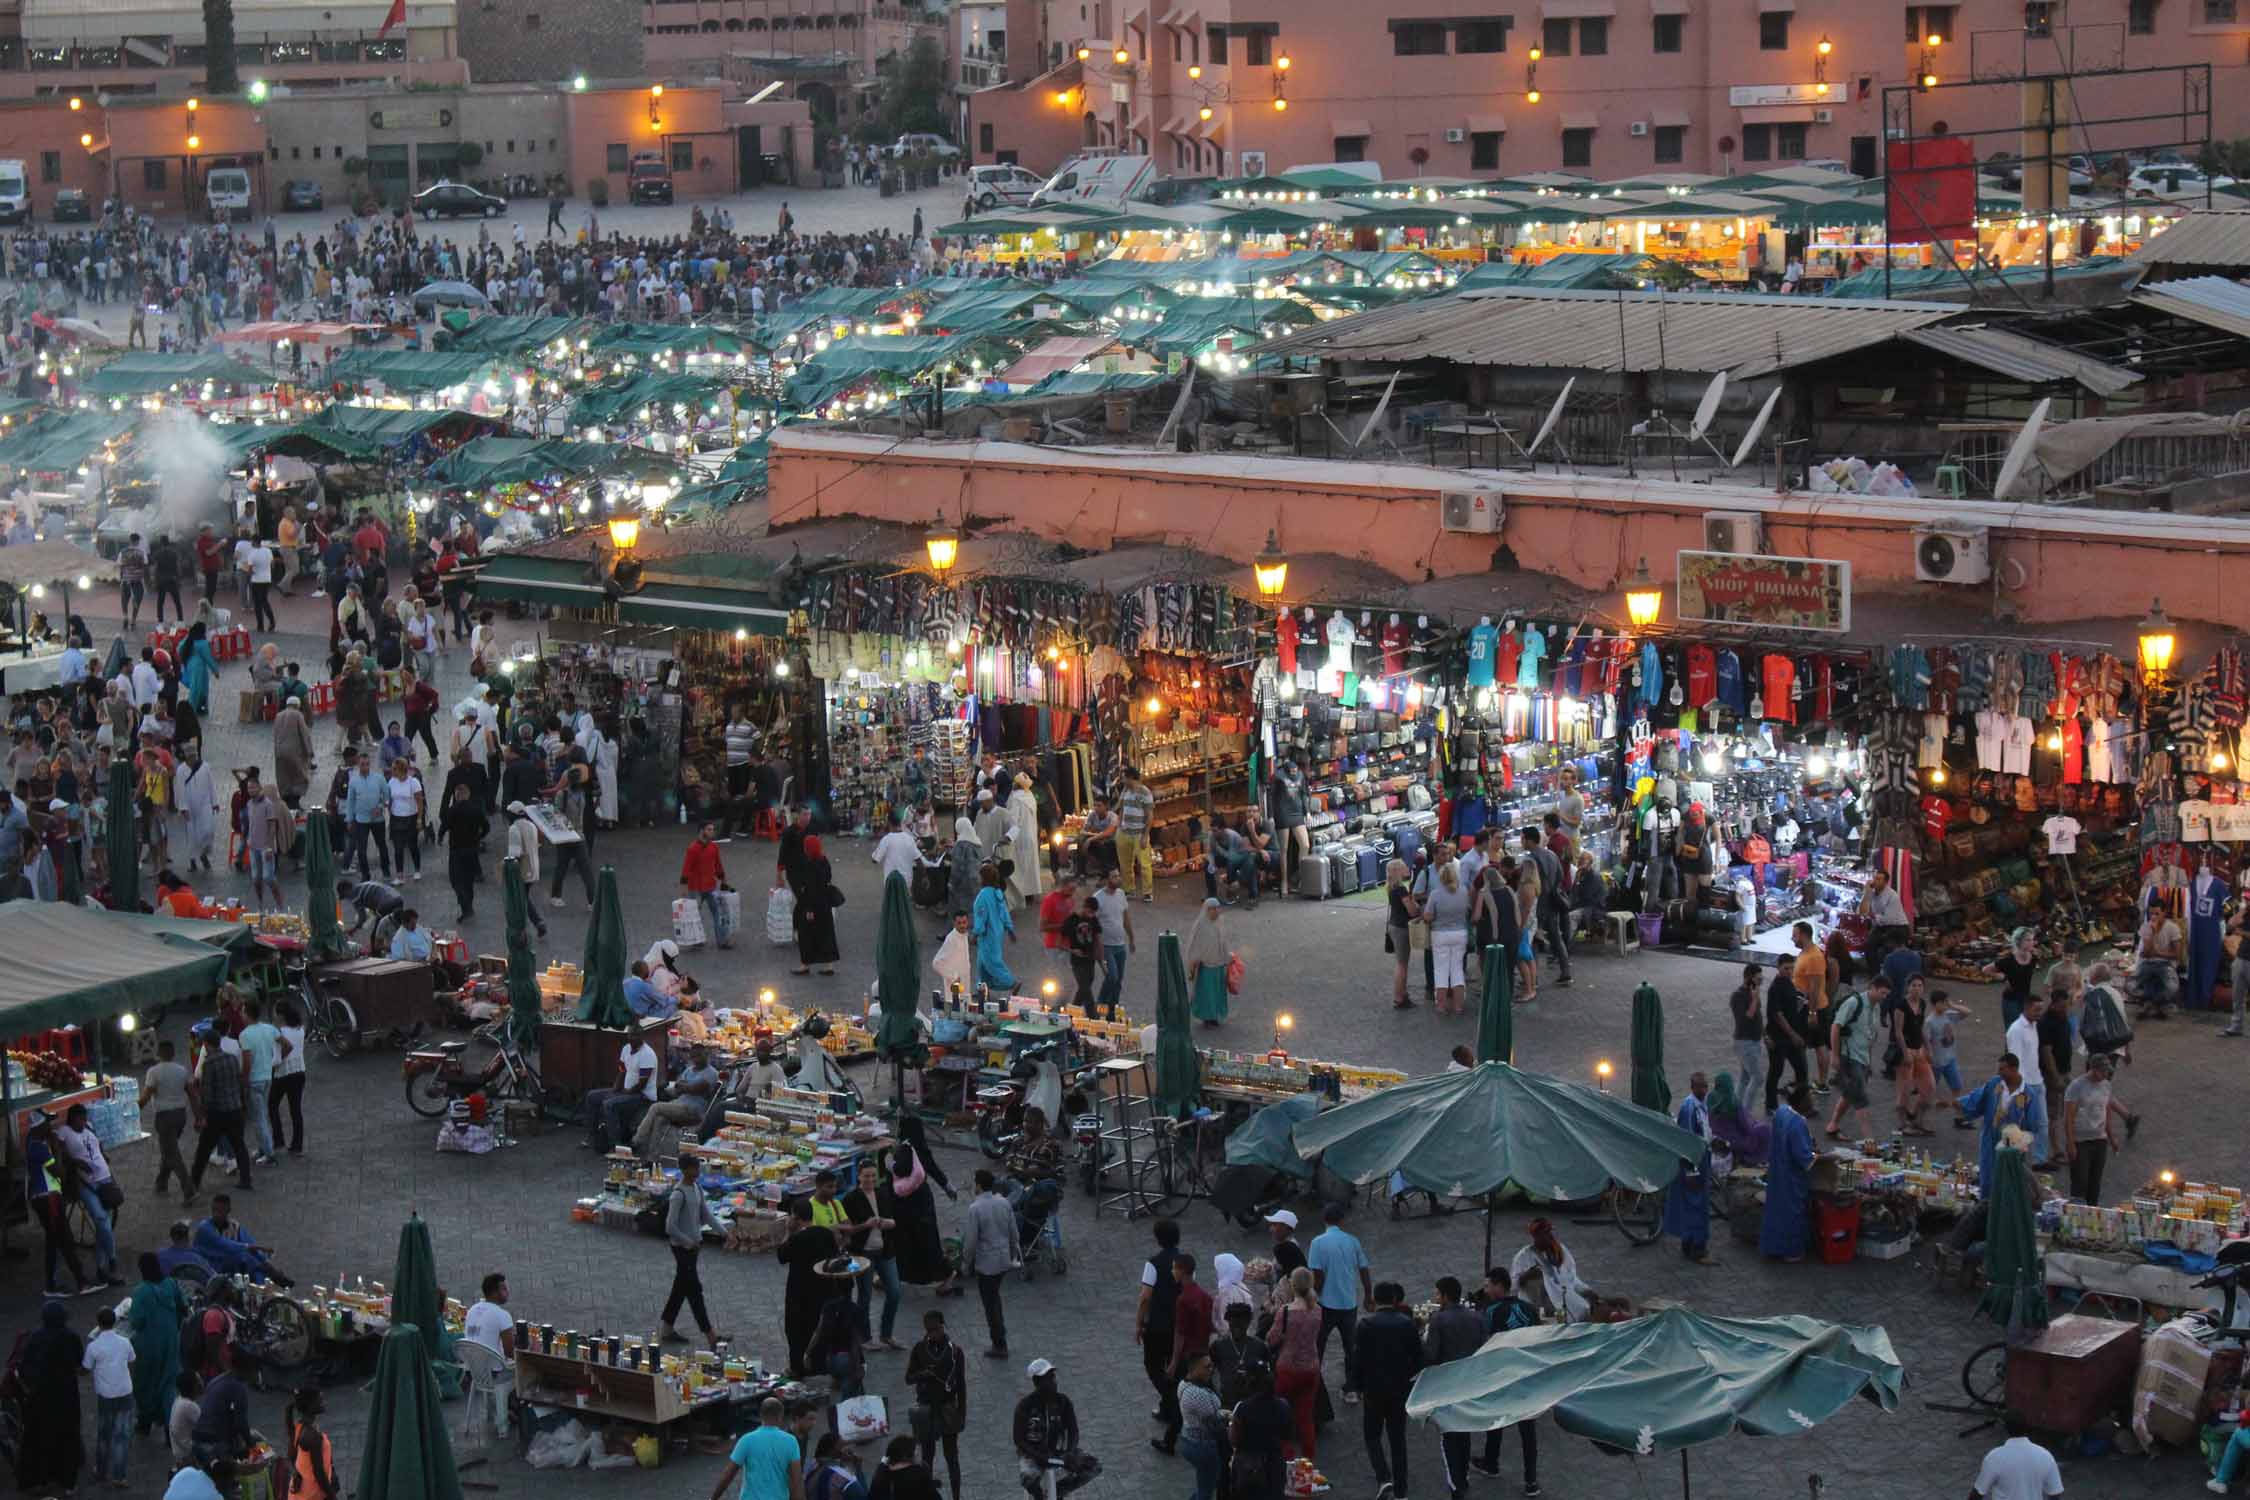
[1813,1195,1861,1264]
[1636,912,1665,949]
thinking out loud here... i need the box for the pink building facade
[968,0,2249,182]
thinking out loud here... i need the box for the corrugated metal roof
[2130,274,2250,337]
[2128,208,2250,268]
[1246,287,1961,377]
[1899,325,2142,397]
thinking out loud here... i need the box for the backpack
[181,1305,221,1370]
[2079,984,2135,1054]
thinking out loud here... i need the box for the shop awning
[1741,105,1816,124]
[1757,0,1793,9]
[1649,0,1691,12]
[617,580,792,635]
[79,352,276,398]
[1651,107,1691,128]
[471,553,612,610]
[325,349,498,395]
[1331,118,1375,140]
[1541,0,1615,14]
[0,901,231,1033]
[1561,112,1601,131]
[1468,114,1509,134]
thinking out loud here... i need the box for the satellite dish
[1728,387,1783,469]
[1688,371,1727,441]
[1992,396,2052,500]
[1526,377,1576,455]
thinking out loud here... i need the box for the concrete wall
[765,429,2250,640]
[564,84,736,201]
[460,0,643,83]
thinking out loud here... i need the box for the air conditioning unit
[1702,510,1763,555]
[1440,488,1502,533]
[1628,121,1650,137]
[1443,127,1467,144]
[1914,523,1992,584]
[1813,108,1834,124]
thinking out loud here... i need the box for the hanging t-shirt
[1516,627,1547,689]
[1806,654,1835,723]
[1714,650,1747,718]
[1380,619,1408,677]
[1494,628,1523,685]
[1466,622,1499,688]
[2086,719,2114,784]
[2002,715,2034,776]
[1637,641,1663,709]
[1921,794,1953,844]
[1685,644,1717,708]
[1276,612,1300,675]
[1762,655,1797,724]
[1917,712,1948,769]
[1974,710,2006,772]
[2041,814,2081,854]
[2060,716,2084,785]
[2181,800,2217,842]
[1557,633,1589,698]
[1324,613,1357,675]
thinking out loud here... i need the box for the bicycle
[1130,1112,1225,1219]
[290,959,361,1061]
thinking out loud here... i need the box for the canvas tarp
[421,437,676,489]
[588,322,752,357]
[567,372,737,429]
[325,350,499,395]
[0,410,134,474]
[439,315,593,356]
[0,901,231,1032]
[2020,411,2248,491]
[79,352,276,397]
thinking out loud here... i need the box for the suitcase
[1355,845,1383,889]
[1329,845,1362,895]
[1389,823,1425,866]
[1297,853,1332,899]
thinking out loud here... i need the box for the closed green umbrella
[58,830,83,907]
[305,810,345,960]
[874,872,920,1056]
[357,1323,463,1500]
[103,759,137,912]
[1475,943,1514,1064]
[390,1213,443,1364]
[502,856,542,1050]
[1977,1145,2050,1334]
[1630,980,1671,1115]
[576,865,633,1027]
[1151,932,1201,1118]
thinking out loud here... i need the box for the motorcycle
[402,1021,546,1118]
[973,1043,1067,1159]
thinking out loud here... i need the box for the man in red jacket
[400,669,441,760]
[679,822,733,949]
[194,522,226,602]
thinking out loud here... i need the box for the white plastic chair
[453,1340,511,1446]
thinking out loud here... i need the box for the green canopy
[80,351,276,398]
[587,322,752,358]
[567,371,736,429]
[1406,1306,1904,1451]
[441,314,596,356]
[0,902,228,1033]
[58,833,83,907]
[576,865,633,1027]
[503,856,541,1050]
[264,405,476,462]
[0,409,134,476]
[1977,1145,2050,1334]
[305,808,346,961]
[98,907,257,958]
[1291,1061,1703,1200]
[356,1323,463,1500]
[421,436,677,489]
[1151,932,1201,1117]
[1211,169,1382,195]
[325,350,501,396]
[1475,944,1514,1064]
[103,759,137,913]
[1221,1091,1320,1173]
[391,1214,443,1363]
[1630,980,1671,1115]
[1454,253,1656,291]
[1021,370,1169,399]
[874,872,921,1058]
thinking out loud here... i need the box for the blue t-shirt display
[1466,622,1498,688]
[1516,627,1547,688]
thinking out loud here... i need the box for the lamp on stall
[2138,597,2177,685]
[924,513,960,575]
[1595,1059,1613,1092]
[1271,1011,1294,1055]
[606,514,641,552]
[1252,528,1289,599]
[1623,556,1662,631]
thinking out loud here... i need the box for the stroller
[909,836,949,912]
[1014,1176,1067,1279]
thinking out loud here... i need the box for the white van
[0,160,28,225]
[1030,152,1154,210]
[205,166,253,223]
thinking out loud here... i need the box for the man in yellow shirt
[1790,921,1832,1093]
[808,1168,849,1230]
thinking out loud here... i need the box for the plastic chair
[1932,464,1971,499]
[452,1340,511,1446]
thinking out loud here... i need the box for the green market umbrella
[1151,932,1201,1118]
[1476,943,1514,1064]
[305,810,345,960]
[103,759,137,912]
[1630,980,1672,1115]
[502,856,542,1050]
[357,1322,463,1500]
[576,865,633,1027]
[391,1213,443,1364]
[874,871,920,1056]
[1407,1306,1903,1489]
[1977,1145,2050,1334]
[58,832,83,907]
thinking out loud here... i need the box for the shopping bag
[1225,952,1246,996]
[718,887,742,933]
[671,897,706,949]
[766,885,796,945]
[835,1394,889,1444]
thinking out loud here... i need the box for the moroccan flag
[379,0,407,34]
[1885,135,1976,244]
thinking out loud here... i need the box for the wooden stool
[1601,910,1640,957]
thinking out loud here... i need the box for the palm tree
[203,0,239,94]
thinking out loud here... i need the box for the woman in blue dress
[180,621,219,715]
[971,862,1017,993]
[1186,897,1230,1025]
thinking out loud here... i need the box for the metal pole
[1682,1448,1692,1499]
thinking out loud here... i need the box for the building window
[606,143,628,172]
[1393,20,1447,54]
[1758,11,1789,48]
[1561,126,1592,167]
[979,122,994,151]
[268,146,279,161]
[506,139,515,154]
[1458,19,1509,52]
[1334,134,1368,161]
[1777,121,1808,158]
[1653,124,1684,162]
[525,10,540,26]
[291,146,301,159]
[1742,122,1772,160]
[671,139,694,171]
[1207,25,1227,62]
[2129,0,2157,30]
[1653,13,1682,51]
[1906,6,1955,41]
[2206,0,2235,19]
[1242,29,1270,65]
[1470,129,1502,169]
[39,151,59,183]
[143,160,165,190]
[1541,17,1572,53]
[1171,29,1180,59]
[311,146,322,159]
[1580,17,1608,53]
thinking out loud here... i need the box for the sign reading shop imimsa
[1675,550,1851,633]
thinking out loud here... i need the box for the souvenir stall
[1446,616,1627,860]
[1126,654,1257,881]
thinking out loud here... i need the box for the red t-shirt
[1685,644,1717,707]
[1380,620,1407,677]
[353,523,386,562]
[2061,716,2083,784]
[1494,631,1524,684]
[1276,613,1299,675]
[1806,654,1834,723]
[1761,654,1797,723]
[1921,794,1953,843]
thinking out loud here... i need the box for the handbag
[1224,952,1246,996]
[835,1394,888,1444]
[828,885,847,909]
[95,1180,124,1212]
[1410,918,1430,951]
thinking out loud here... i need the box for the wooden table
[539,1017,676,1100]
[2003,1314,2142,1434]
[1425,419,1516,470]
[515,1347,686,1425]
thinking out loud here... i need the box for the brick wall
[458,0,643,84]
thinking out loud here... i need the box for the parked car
[628,155,675,205]
[281,178,324,211]
[411,180,507,218]
[966,163,1042,210]
[888,132,962,160]
[2127,165,2236,199]
[48,188,90,222]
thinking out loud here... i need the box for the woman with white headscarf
[1186,897,1231,1026]
[641,939,684,998]
[1005,772,1044,907]
[945,816,983,919]
[1211,1251,1256,1333]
